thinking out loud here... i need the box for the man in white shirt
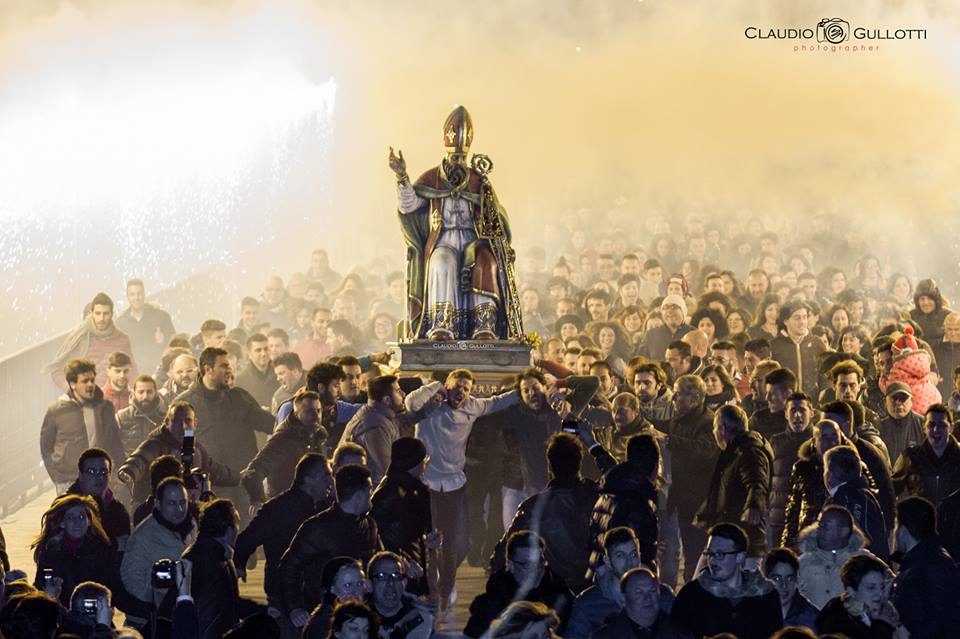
[404,368,519,613]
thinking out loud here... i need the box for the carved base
[389,340,532,394]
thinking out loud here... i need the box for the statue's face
[446,150,468,166]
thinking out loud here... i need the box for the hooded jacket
[696,430,774,555]
[796,523,874,609]
[40,387,125,484]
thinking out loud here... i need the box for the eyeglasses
[768,574,797,584]
[83,468,110,478]
[701,549,740,560]
[371,572,404,583]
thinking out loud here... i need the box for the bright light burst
[0,7,336,354]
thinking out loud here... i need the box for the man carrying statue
[389,105,523,342]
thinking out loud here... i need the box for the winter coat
[768,428,810,548]
[911,306,951,344]
[933,339,960,400]
[234,486,329,605]
[815,595,897,639]
[174,382,275,474]
[851,436,897,535]
[182,535,239,639]
[638,324,694,364]
[881,349,942,415]
[747,407,787,442]
[826,477,889,559]
[781,439,825,548]
[278,504,381,614]
[34,533,119,607]
[121,514,196,611]
[463,567,573,638]
[770,332,827,398]
[695,430,774,555]
[40,387,125,484]
[339,401,428,485]
[877,411,925,466]
[568,569,676,639]
[116,398,165,458]
[783,592,819,631]
[892,436,960,506]
[65,483,131,549]
[240,413,326,504]
[587,454,659,578]
[892,537,960,639]
[937,487,960,562]
[671,569,782,639]
[796,523,874,609]
[370,469,433,596]
[233,361,280,408]
[374,592,435,639]
[119,426,236,504]
[666,406,717,516]
[491,475,598,594]
[639,386,675,430]
[591,609,689,639]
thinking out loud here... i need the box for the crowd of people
[4,211,960,639]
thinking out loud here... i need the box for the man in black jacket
[182,498,242,639]
[696,405,774,563]
[240,391,326,510]
[491,432,599,594]
[234,334,279,408]
[892,497,960,639]
[279,464,381,630]
[822,400,895,534]
[370,437,438,597]
[823,445,889,559]
[67,448,131,550]
[892,403,960,506]
[877,381,925,464]
[117,374,166,458]
[769,392,815,548]
[747,367,795,441]
[464,530,573,638]
[176,347,275,523]
[234,453,334,609]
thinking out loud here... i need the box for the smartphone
[81,598,99,616]
[561,416,579,434]
[42,568,54,586]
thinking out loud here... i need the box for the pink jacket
[881,349,942,414]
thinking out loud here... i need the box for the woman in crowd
[31,494,117,607]
[725,307,752,339]
[700,364,740,411]
[887,273,913,311]
[591,321,632,378]
[691,307,729,347]
[815,555,907,639]
[304,558,368,639]
[911,279,951,342]
[825,304,851,337]
[749,294,780,340]
[325,600,380,639]
[613,305,646,350]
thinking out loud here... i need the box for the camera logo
[817,18,850,44]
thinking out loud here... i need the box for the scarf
[154,509,195,542]
[44,315,120,374]
[697,568,774,601]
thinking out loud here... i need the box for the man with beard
[241,391,326,510]
[121,477,196,630]
[339,375,429,484]
[596,393,655,463]
[293,307,331,370]
[235,334,280,409]
[41,358,125,494]
[270,351,306,415]
[115,279,176,372]
[102,351,133,413]
[498,368,598,504]
[671,523,781,639]
[827,361,888,458]
[278,362,359,455]
[117,374,165,457]
[46,292,136,390]
[235,453,335,617]
[159,353,197,405]
[631,362,674,430]
[404,368,520,616]
[768,392,815,547]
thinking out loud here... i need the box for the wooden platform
[1,489,485,635]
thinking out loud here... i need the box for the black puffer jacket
[891,436,960,507]
[695,430,774,555]
[370,470,432,596]
[825,476,889,559]
[278,505,381,614]
[851,435,896,534]
[116,397,165,458]
[463,567,573,638]
[34,534,118,607]
[892,537,960,639]
[491,475,599,594]
[240,413,326,503]
[815,596,896,639]
[768,428,810,547]
[671,568,782,639]
[781,439,824,548]
[587,456,658,578]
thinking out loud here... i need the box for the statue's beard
[442,155,468,188]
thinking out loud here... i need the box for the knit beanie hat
[893,325,919,355]
[388,437,427,473]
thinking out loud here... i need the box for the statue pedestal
[389,340,532,394]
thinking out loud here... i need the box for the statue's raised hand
[388,146,407,178]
